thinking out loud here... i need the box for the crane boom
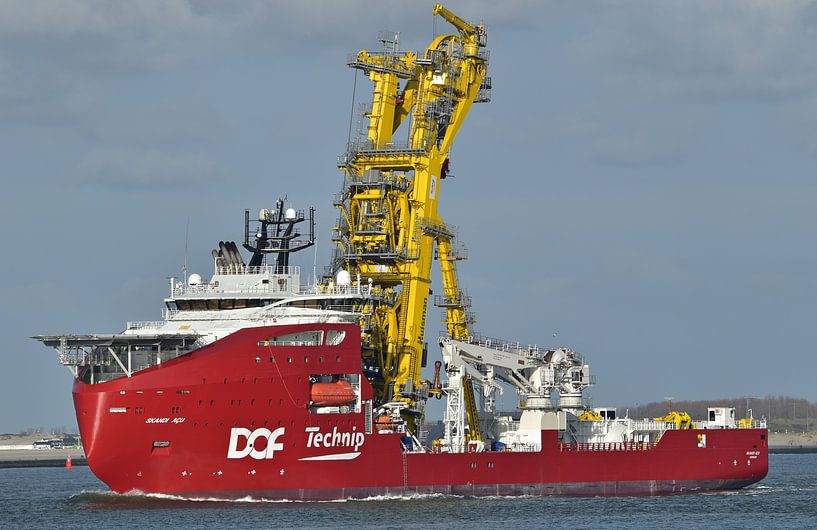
[330,5,490,434]
[432,4,477,36]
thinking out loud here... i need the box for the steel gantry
[329,4,491,435]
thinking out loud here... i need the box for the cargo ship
[35,5,767,499]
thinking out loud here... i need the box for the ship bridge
[167,265,303,311]
[166,262,387,316]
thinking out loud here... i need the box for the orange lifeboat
[374,415,397,432]
[309,380,356,406]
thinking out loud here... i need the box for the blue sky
[1,0,815,432]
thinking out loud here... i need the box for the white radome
[336,270,352,286]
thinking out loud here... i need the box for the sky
[1,0,816,433]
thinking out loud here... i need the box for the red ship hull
[74,323,768,499]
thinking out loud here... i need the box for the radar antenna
[243,198,316,271]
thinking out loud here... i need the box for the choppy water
[1,454,814,529]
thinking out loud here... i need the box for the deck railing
[214,265,300,276]
[428,443,541,454]
[560,441,657,453]
[172,277,374,298]
[126,321,165,331]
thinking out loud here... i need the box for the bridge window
[258,330,323,347]
[326,330,346,346]
[172,299,270,311]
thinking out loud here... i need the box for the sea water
[1,454,814,529]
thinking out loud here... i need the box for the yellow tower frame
[331,4,490,434]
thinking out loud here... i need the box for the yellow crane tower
[329,4,490,437]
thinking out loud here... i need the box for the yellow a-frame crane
[330,4,490,436]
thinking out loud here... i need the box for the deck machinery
[326,5,755,449]
[328,4,490,436]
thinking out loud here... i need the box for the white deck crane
[439,336,592,450]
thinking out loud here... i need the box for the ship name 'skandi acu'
[35,4,767,500]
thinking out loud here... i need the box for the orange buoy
[309,380,356,406]
[65,457,73,469]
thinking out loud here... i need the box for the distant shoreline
[0,458,87,469]
[769,446,817,454]
[0,441,87,469]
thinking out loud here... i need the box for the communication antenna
[664,396,675,414]
[183,216,190,284]
[312,235,319,287]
